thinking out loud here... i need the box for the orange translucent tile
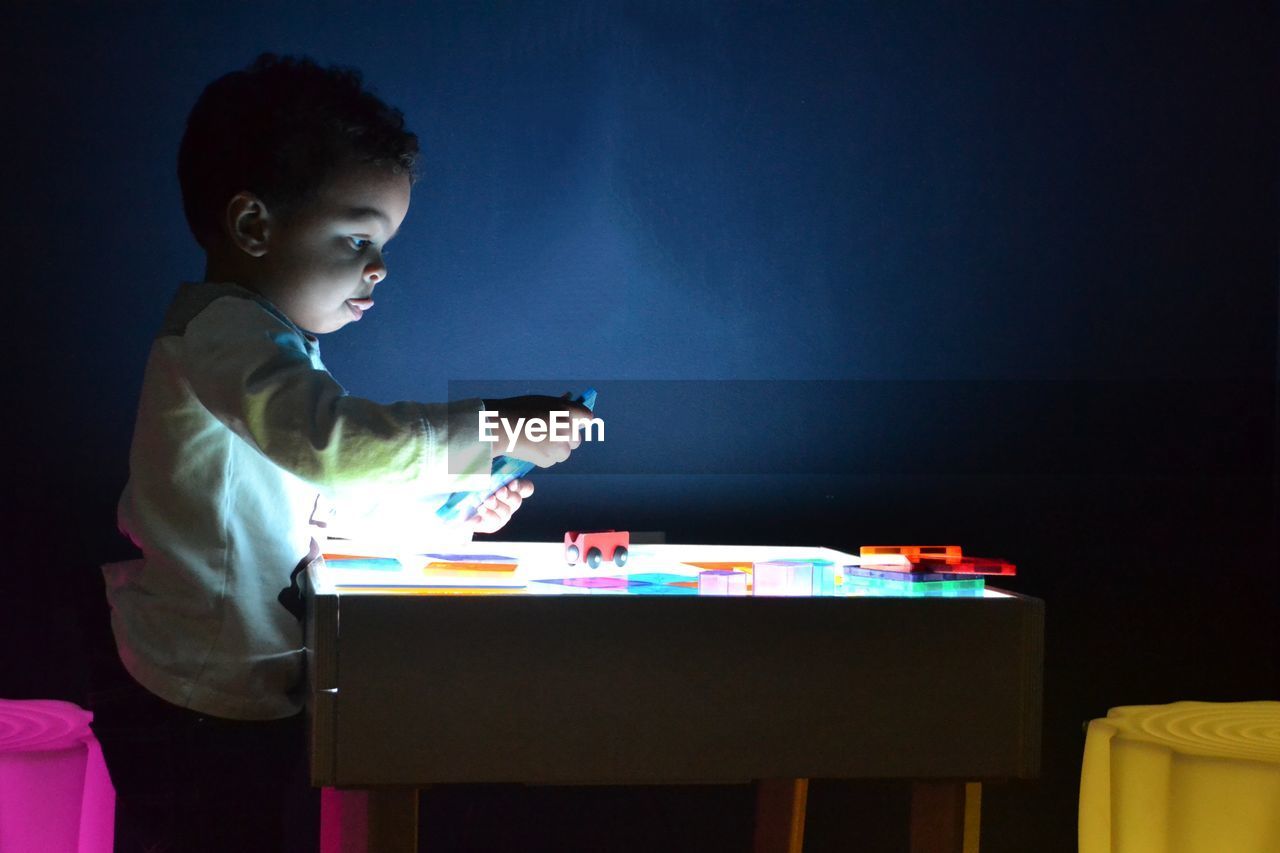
[423,561,518,573]
[856,554,912,570]
[860,545,963,559]
[683,561,755,572]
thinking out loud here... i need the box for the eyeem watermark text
[479,411,604,453]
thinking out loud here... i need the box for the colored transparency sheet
[311,541,1011,598]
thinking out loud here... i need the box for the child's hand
[480,394,596,467]
[467,479,534,534]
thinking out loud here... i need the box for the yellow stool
[1079,701,1280,853]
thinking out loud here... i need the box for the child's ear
[224,191,271,258]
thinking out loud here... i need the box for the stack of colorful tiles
[844,545,1017,597]
[701,548,1013,598]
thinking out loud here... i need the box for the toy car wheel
[613,546,628,567]
[586,547,603,569]
[566,544,580,564]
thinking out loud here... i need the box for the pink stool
[0,699,115,853]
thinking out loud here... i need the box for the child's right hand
[480,394,596,467]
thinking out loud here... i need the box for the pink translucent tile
[698,570,748,596]
[0,698,115,853]
[554,576,636,588]
[751,560,814,596]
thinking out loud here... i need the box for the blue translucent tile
[811,561,837,596]
[844,565,973,582]
[627,584,698,596]
[323,558,401,571]
[626,573,700,586]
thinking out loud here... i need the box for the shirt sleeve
[178,295,492,495]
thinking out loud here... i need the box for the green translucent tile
[842,576,985,597]
[812,561,837,596]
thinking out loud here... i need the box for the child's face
[257,163,411,334]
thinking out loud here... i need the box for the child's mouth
[346,298,375,320]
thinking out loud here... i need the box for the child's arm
[179,296,496,495]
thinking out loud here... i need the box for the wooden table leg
[321,787,419,853]
[909,782,981,853]
[753,778,809,853]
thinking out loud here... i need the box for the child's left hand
[467,479,535,534]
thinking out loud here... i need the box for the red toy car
[564,530,630,569]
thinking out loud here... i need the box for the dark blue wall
[5,3,1276,851]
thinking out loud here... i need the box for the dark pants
[88,649,320,853]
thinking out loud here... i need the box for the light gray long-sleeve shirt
[106,281,490,720]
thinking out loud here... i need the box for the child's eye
[349,237,373,251]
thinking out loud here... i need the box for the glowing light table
[304,542,1043,853]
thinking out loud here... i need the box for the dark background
[3,2,1276,851]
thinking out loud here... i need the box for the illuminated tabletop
[304,541,1043,853]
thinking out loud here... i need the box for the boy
[92,53,590,852]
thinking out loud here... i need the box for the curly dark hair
[178,53,419,249]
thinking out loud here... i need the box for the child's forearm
[180,296,493,494]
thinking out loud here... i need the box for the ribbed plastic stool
[1079,701,1280,853]
[0,699,115,853]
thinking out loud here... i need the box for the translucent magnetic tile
[422,553,519,562]
[533,577,648,589]
[423,562,519,574]
[857,552,910,563]
[843,566,973,582]
[323,558,401,571]
[860,545,963,558]
[698,570,749,596]
[842,576,984,597]
[812,562,837,596]
[753,561,813,596]
[627,584,698,596]
[913,556,1016,576]
[627,573,701,585]
[683,562,754,572]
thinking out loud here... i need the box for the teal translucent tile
[842,575,985,597]
[811,561,837,596]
